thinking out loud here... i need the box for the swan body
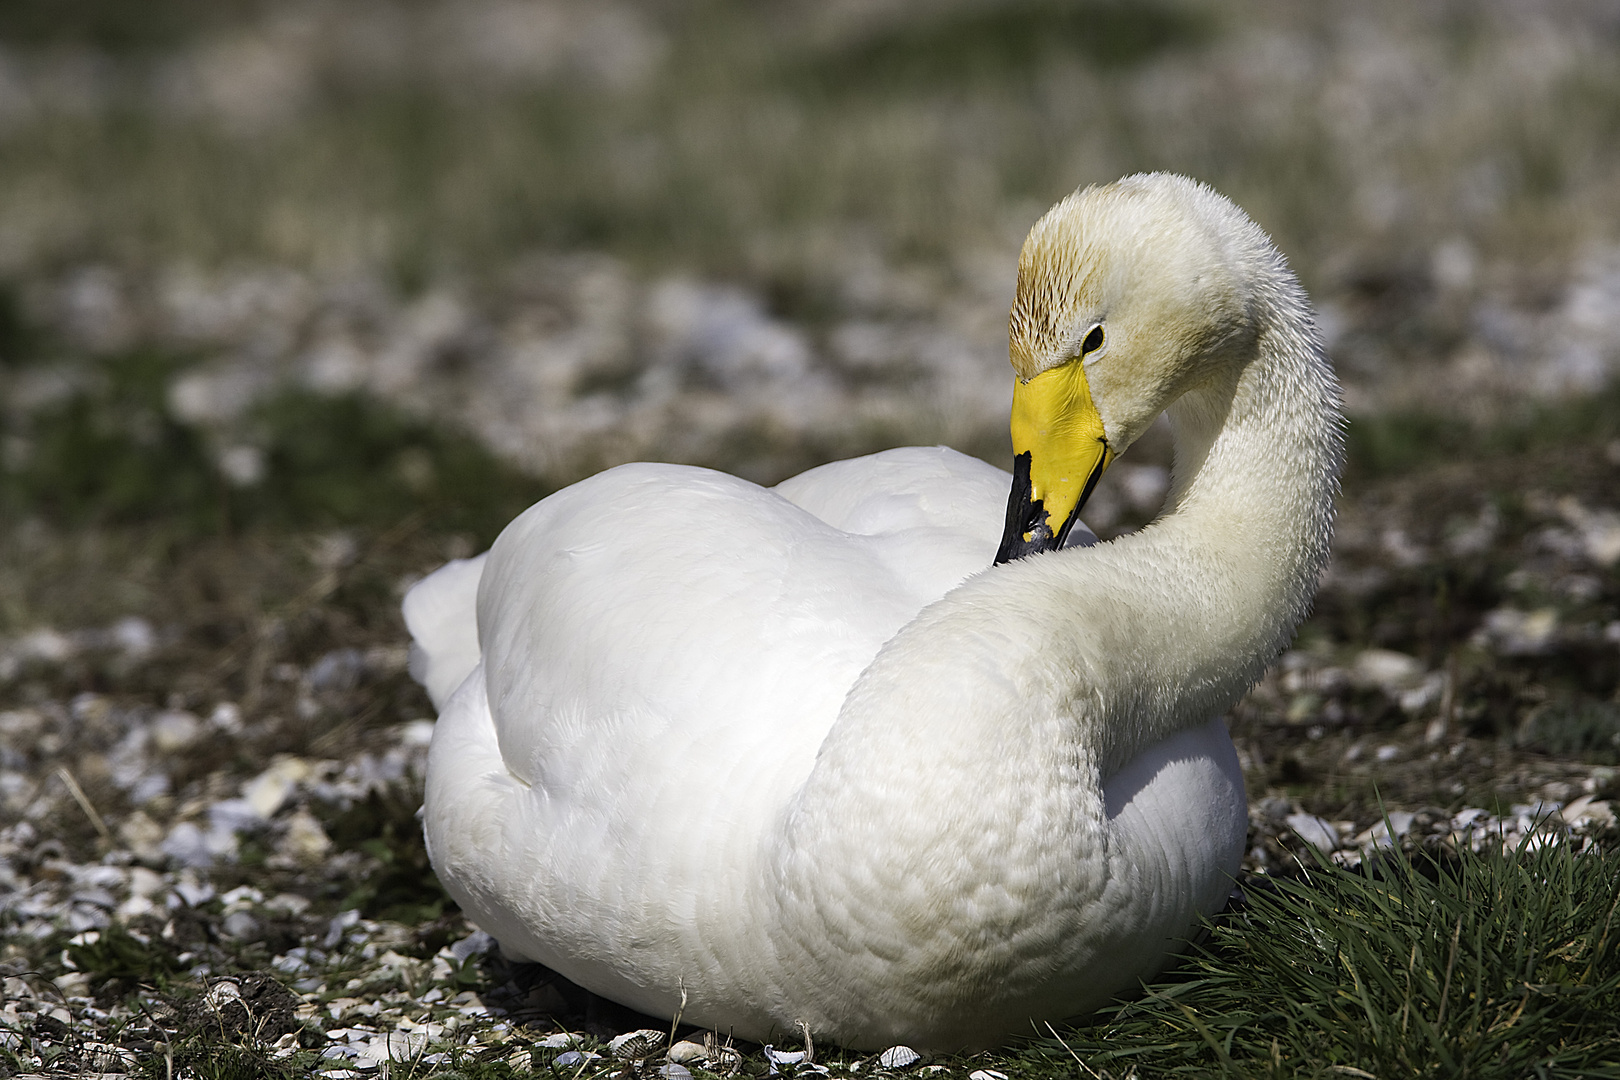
[410,174,1342,1049]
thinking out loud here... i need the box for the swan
[406,173,1342,1050]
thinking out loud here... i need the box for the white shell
[764,1046,807,1066]
[203,980,243,1009]
[877,1046,921,1069]
[609,1029,668,1059]
[537,1032,585,1049]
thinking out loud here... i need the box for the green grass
[61,924,186,994]
[0,345,549,539]
[322,775,456,925]
[0,0,268,52]
[1019,839,1620,1079]
[1345,375,1620,481]
[1519,698,1620,765]
[791,0,1212,95]
[134,1043,303,1080]
[2,1,1618,292]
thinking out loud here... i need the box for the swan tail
[402,553,488,711]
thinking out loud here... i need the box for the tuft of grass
[0,0,267,53]
[322,777,454,925]
[1024,840,1620,1078]
[796,0,1212,94]
[0,347,221,526]
[62,923,185,995]
[0,352,549,539]
[246,388,551,539]
[134,1041,301,1080]
[1345,376,1620,480]
[1519,698,1620,765]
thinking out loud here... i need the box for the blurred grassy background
[2,0,1617,281]
[1,0,1619,615]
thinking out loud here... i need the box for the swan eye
[1080,324,1105,356]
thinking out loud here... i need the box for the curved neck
[849,269,1338,771]
[1102,273,1341,762]
[778,264,1340,839]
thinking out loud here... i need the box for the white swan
[406,173,1342,1050]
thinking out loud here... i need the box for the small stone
[1257,796,1292,823]
[555,1050,600,1067]
[1285,813,1340,852]
[1352,649,1424,691]
[358,1030,428,1063]
[1354,811,1415,849]
[667,1040,708,1064]
[1474,607,1559,656]
[277,809,333,863]
[266,892,311,915]
[117,812,166,862]
[149,710,203,752]
[1562,796,1615,828]
[448,930,495,963]
[110,616,156,658]
[309,649,366,692]
[326,997,365,1021]
[537,1029,583,1049]
[324,909,362,949]
[244,757,313,819]
[210,702,244,734]
[161,823,214,868]
[205,980,244,1010]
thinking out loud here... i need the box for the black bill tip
[995,451,1076,564]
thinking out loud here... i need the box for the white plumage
[407,173,1342,1049]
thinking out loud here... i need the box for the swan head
[996,173,1267,563]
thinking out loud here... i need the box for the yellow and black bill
[993,362,1115,565]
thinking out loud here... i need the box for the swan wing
[476,457,1010,798]
[422,453,1014,996]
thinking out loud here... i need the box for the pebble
[667,1039,709,1063]
[555,1050,601,1067]
[1285,814,1341,853]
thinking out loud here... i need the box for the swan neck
[1162,268,1342,588]
[813,265,1340,782]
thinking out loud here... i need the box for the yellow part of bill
[1009,361,1114,541]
